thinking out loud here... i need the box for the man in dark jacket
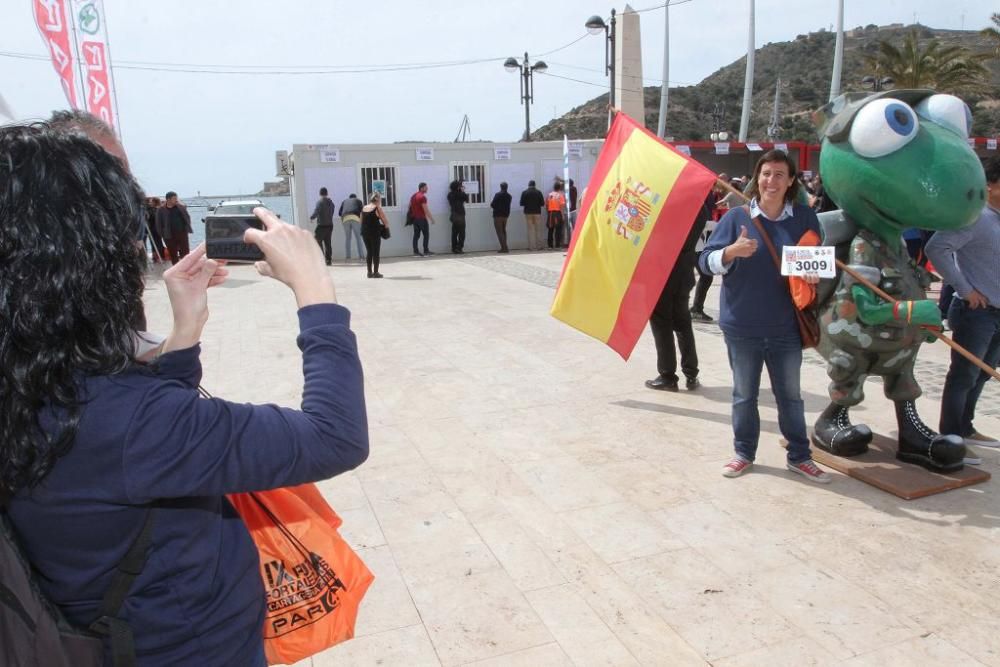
[519,180,545,251]
[155,191,192,264]
[310,187,335,265]
[646,197,711,391]
[490,182,513,253]
[446,180,469,254]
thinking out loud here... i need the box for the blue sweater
[699,204,820,338]
[7,303,368,666]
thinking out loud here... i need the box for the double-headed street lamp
[862,62,893,92]
[861,73,894,92]
[710,102,728,141]
[585,9,616,126]
[504,52,548,142]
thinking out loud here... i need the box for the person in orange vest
[546,180,567,250]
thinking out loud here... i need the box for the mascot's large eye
[848,98,919,158]
[915,94,972,138]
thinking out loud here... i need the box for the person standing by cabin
[310,187,335,265]
[490,182,512,253]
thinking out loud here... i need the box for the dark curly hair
[0,123,147,500]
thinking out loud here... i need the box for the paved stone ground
[143,250,1000,667]
[464,254,1000,416]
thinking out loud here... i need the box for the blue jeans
[412,218,430,253]
[342,219,364,259]
[724,332,811,464]
[940,300,1000,437]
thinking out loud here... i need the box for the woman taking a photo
[361,192,389,278]
[0,122,369,665]
[699,150,830,484]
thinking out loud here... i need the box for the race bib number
[780,246,836,278]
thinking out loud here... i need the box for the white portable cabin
[289,139,604,259]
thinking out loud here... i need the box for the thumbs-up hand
[725,225,758,260]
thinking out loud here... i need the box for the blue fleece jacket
[698,204,820,338]
[7,303,368,666]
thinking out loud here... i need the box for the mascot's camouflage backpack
[809,89,986,472]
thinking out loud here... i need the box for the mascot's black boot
[812,403,872,456]
[894,400,965,473]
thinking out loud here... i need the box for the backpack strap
[88,508,155,667]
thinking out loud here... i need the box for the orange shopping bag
[228,484,374,665]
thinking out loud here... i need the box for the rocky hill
[532,24,1000,142]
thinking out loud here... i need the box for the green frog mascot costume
[810,89,986,472]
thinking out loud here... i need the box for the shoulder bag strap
[747,208,814,318]
[743,205,783,270]
[89,508,155,667]
[750,215,782,271]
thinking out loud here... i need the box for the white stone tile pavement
[142,250,999,666]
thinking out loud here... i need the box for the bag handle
[248,493,315,563]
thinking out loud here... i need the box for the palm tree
[982,12,1000,59]
[865,30,990,95]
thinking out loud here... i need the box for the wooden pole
[713,178,1000,383]
[836,262,1000,382]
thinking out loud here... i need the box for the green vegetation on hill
[532,24,1000,142]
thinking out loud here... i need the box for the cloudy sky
[2,0,989,196]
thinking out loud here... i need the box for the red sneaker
[722,457,752,478]
[787,459,832,484]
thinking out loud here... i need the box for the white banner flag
[563,135,571,222]
[69,0,119,130]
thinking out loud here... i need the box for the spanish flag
[551,112,717,359]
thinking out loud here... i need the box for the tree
[982,12,1000,59]
[865,30,990,94]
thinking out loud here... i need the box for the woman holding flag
[698,150,831,484]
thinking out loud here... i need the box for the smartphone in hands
[204,216,265,261]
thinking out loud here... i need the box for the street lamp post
[710,102,728,142]
[861,68,894,92]
[504,52,548,142]
[585,9,616,127]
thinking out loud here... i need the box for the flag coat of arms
[551,112,717,359]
